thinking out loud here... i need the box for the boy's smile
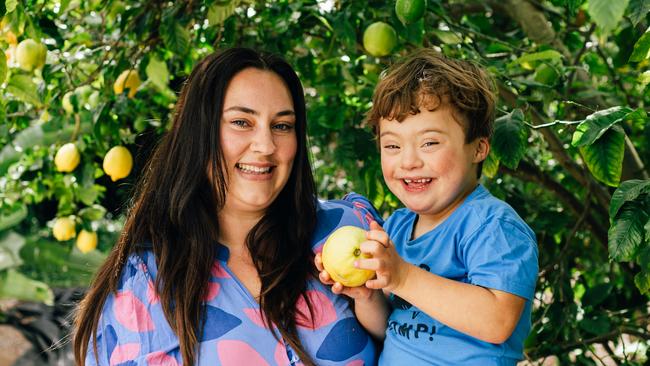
[379,105,489,230]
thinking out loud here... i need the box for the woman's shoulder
[312,193,383,250]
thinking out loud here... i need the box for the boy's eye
[422,141,439,147]
[383,144,400,150]
[273,123,294,131]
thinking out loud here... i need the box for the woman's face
[219,68,297,216]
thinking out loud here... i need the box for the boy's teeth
[237,163,271,173]
[404,178,432,183]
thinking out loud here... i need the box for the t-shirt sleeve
[461,218,538,300]
[341,192,384,227]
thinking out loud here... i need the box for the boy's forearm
[391,264,525,344]
[354,290,389,341]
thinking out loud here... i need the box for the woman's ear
[473,137,490,163]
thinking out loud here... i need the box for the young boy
[317,49,538,365]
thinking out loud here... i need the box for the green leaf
[491,109,528,169]
[571,106,633,147]
[482,150,500,178]
[588,0,629,33]
[145,55,170,91]
[634,271,650,294]
[0,269,53,305]
[207,1,238,26]
[639,70,650,87]
[579,126,624,187]
[6,74,42,106]
[579,314,611,335]
[627,0,650,27]
[609,179,650,218]
[511,50,563,69]
[0,203,27,231]
[0,231,25,271]
[0,51,6,84]
[162,21,190,57]
[629,31,650,62]
[609,199,649,261]
[581,283,613,307]
[432,29,462,44]
[78,204,106,221]
[5,0,16,14]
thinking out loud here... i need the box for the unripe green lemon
[54,143,81,172]
[363,22,398,57]
[395,0,426,25]
[15,39,46,71]
[53,217,76,241]
[321,226,375,287]
[103,146,133,181]
[113,70,141,98]
[76,230,98,253]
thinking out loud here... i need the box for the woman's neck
[217,208,264,250]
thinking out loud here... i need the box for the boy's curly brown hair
[365,48,496,144]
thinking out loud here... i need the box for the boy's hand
[315,251,376,301]
[356,220,410,292]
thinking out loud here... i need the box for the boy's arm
[360,221,527,344]
[315,253,390,340]
[391,264,525,344]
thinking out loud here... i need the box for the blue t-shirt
[379,184,538,366]
[86,196,381,366]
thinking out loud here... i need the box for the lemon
[15,39,47,72]
[53,217,76,241]
[395,0,426,25]
[113,69,141,98]
[103,146,133,181]
[54,143,81,172]
[363,22,398,57]
[62,92,75,114]
[76,230,98,253]
[321,226,375,287]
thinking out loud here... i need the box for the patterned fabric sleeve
[86,251,181,365]
[341,191,384,228]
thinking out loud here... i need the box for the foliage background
[1,0,649,364]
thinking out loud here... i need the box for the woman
[73,48,378,365]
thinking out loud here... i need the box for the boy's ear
[473,137,490,163]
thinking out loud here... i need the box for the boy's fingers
[360,240,383,255]
[366,230,390,247]
[355,258,382,271]
[364,278,388,290]
[369,220,383,231]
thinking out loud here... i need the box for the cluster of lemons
[362,0,426,57]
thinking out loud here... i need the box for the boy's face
[379,105,489,222]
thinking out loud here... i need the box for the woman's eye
[231,119,250,127]
[273,123,294,131]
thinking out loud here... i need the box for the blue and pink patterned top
[86,195,381,366]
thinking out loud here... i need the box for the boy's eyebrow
[379,128,444,138]
[223,106,295,118]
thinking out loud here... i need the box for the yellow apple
[321,226,375,287]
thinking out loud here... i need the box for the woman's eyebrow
[223,106,295,118]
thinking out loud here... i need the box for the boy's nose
[400,147,423,169]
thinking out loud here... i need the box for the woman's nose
[251,127,276,155]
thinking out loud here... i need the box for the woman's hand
[315,252,376,301]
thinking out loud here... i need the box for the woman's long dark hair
[73,48,318,365]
